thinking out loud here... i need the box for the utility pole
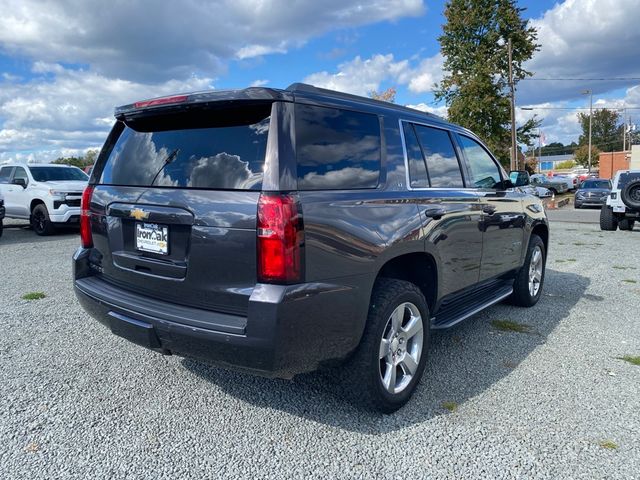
[508,38,517,171]
[582,89,593,172]
[537,128,542,174]
[623,110,627,152]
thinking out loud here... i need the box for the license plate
[613,205,626,213]
[136,223,169,255]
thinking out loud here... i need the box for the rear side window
[459,135,503,189]
[98,105,271,190]
[403,123,429,188]
[413,125,464,188]
[295,105,380,190]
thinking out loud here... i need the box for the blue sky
[1,0,639,163]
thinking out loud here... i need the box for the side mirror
[13,178,27,188]
[509,170,530,187]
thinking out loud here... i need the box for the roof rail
[286,83,442,120]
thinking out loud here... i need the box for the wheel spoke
[379,338,390,359]
[382,364,397,393]
[391,306,404,332]
[402,315,422,340]
[400,354,418,376]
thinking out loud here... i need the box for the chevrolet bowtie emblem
[130,208,150,221]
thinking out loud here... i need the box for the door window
[0,166,13,183]
[13,166,29,185]
[459,136,503,189]
[402,123,429,188]
[413,125,464,188]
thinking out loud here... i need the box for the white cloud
[406,103,448,119]
[304,52,443,97]
[0,64,214,162]
[0,0,425,82]
[250,79,269,87]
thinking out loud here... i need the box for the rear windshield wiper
[149,148,180,186]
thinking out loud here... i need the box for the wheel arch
[30,198,46,213]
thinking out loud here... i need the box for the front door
[456,135,525,280]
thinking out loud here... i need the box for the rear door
[89,103,274,316]
[6,166,30,217]
[403,122,482,296]
[456,134,525,280]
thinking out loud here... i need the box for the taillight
[80,186,94,248]
[257,193,303,284]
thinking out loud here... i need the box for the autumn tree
[369,87,397,103]
[435,0,540,166]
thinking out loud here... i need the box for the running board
[431,282,513,330]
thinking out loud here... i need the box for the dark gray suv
[74,84,549,412]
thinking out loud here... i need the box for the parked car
[0,190,4,238]
[574,179,611,209]
[600,170,640,231]
[73,84,549,413]
[0,164,88,235]
[550,173,577,190]
[508,171,552,198]
[529,174,569,195]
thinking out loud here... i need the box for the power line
[520,106,640,110]
[521,77,640,82]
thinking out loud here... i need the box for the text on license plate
[136,223,169,255]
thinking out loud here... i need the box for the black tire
[0,218,3,238]
[621,179,640,210]
[340,278,430,413]
[549,188,557,195]
[619,218,635,231]
[599,206,618,231]
[31,204,55,236]
[574,203,581,209]
[509,235,546,307]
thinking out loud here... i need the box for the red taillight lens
[257,193,303,283]
[80,186,94,248]
[133,95,189,109]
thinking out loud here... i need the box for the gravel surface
[1,218,639,479]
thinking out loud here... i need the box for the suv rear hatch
[88,102,273,316]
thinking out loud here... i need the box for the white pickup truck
[0,163,88,235]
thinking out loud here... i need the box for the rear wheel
[31,204,55,236]
[0,218,3,238]
[510,235,545,307]
[549,188,557,195]
[341,278,430,413]
[599,206,618,231]
[619,218,635,231]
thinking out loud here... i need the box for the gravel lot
[1,217,639,479]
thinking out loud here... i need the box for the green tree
[577,109,623,152]
[574,144,601,168]
[52,149,99,169]
[435,0,540,166]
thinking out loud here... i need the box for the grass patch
[618,355,640,366]
[555,259,566,263]
[598,440,618,450]
[573,241,586,246]
[613,265,637,270]
[22,292,46,300]
[622,279,637,284]
[491,319,531,333]
[442,401,458,412]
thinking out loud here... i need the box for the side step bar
[431,282,513,330]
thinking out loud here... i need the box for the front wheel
[341,278,430,413]
[31,204,56,236]
[599,206,618,231]
[509,235,546,307]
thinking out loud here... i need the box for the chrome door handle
[424,207,446,220]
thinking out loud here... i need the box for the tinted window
[459,136,502,189]
[99,105,271,190]
[413,125,463,188]
[0,167,12,183]
[295,105,380,190]
[14,166,29,183]
[29,166,88,182]
[403,123,428,188]
[581,180,610,189]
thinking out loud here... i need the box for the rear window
[98,105,271,190]
[295,104,381,190]
[30,166,88,182]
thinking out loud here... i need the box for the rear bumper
[73,248,369,378]
[575,198,606,207]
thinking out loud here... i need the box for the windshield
[581,180,610,189]
[98,104,271,190]
[617,172,640,189]
[30,166,89,182]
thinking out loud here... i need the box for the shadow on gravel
[184,269,589,434]
[0,223,78,245]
